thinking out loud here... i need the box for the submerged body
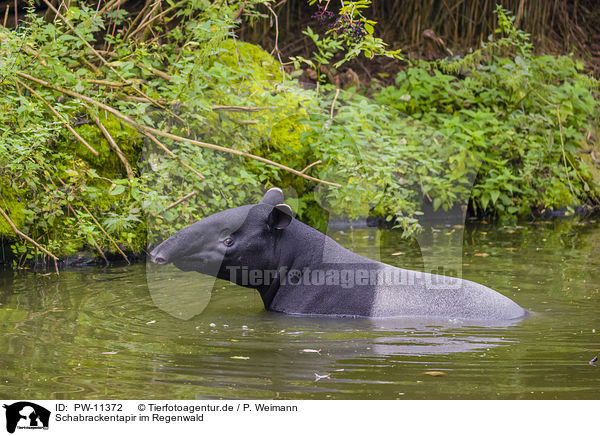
[150,188,527,320]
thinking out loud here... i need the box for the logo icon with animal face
[3,402,50,434]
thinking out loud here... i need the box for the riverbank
[0,2,598,266]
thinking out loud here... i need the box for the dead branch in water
[0,203,59,275]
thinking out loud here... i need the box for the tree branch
[17,71,342,187]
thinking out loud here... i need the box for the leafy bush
[374,6,599,220]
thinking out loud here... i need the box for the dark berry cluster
[332,15,366,42]
[312,6,367,43]
[331,13,351,33]
[311,5,334,26]
[331,14,367,42]
[349,21,366,41]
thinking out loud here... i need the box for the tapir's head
[149,188,293,282]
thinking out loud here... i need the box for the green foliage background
[0,2,598,266]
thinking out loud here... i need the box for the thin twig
[14,80,22,128]
[105,1,120,51]
[17,71,342,187]
[329,88,340,119]
[89,110,135,180]
[555,108,576,198]
[81,204,129,264]
[419,174,433,203]
[68,205,108,266]
[90,238,109,266]
[212,105,277,112]
[300,160,322,174]
[265,4,285,84]
[234,2,246,20]
[88,79,127,87]
[122,0,152,38]
[128,0,185,39]
[16,78,99,155]
[144,133,205,180]
[3,4,9,28]
[99,0,127,15]
[165,191,198,211]
[136,63,172,82]
[128,0,160,39]
[0,203,59,275]
[121,95,171,105]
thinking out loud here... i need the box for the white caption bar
[0,400,596,436]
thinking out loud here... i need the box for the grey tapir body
[150,188,527,320]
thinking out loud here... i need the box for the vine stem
[17,71,342,187]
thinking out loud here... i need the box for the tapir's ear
[267,203,293,230]
[260,187,284,205]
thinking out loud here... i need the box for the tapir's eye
[223,237,234,247]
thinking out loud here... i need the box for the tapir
[149,188,527,320]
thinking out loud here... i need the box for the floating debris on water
[314,373,330,381]
[230,356,250,360]
[589,356,598,366]
[424,371,446,376]
[301,349,322,354]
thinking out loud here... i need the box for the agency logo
[2,402,50,434]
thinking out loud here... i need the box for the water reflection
[0,221,599,399]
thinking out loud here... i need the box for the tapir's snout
[149,250,168,264]
[149,243,173,265]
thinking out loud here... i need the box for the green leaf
[109,185,125,196]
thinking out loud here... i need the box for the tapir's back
[369,266,527,319]
[271,219,526,320]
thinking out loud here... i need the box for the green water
[1,220,599,399]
